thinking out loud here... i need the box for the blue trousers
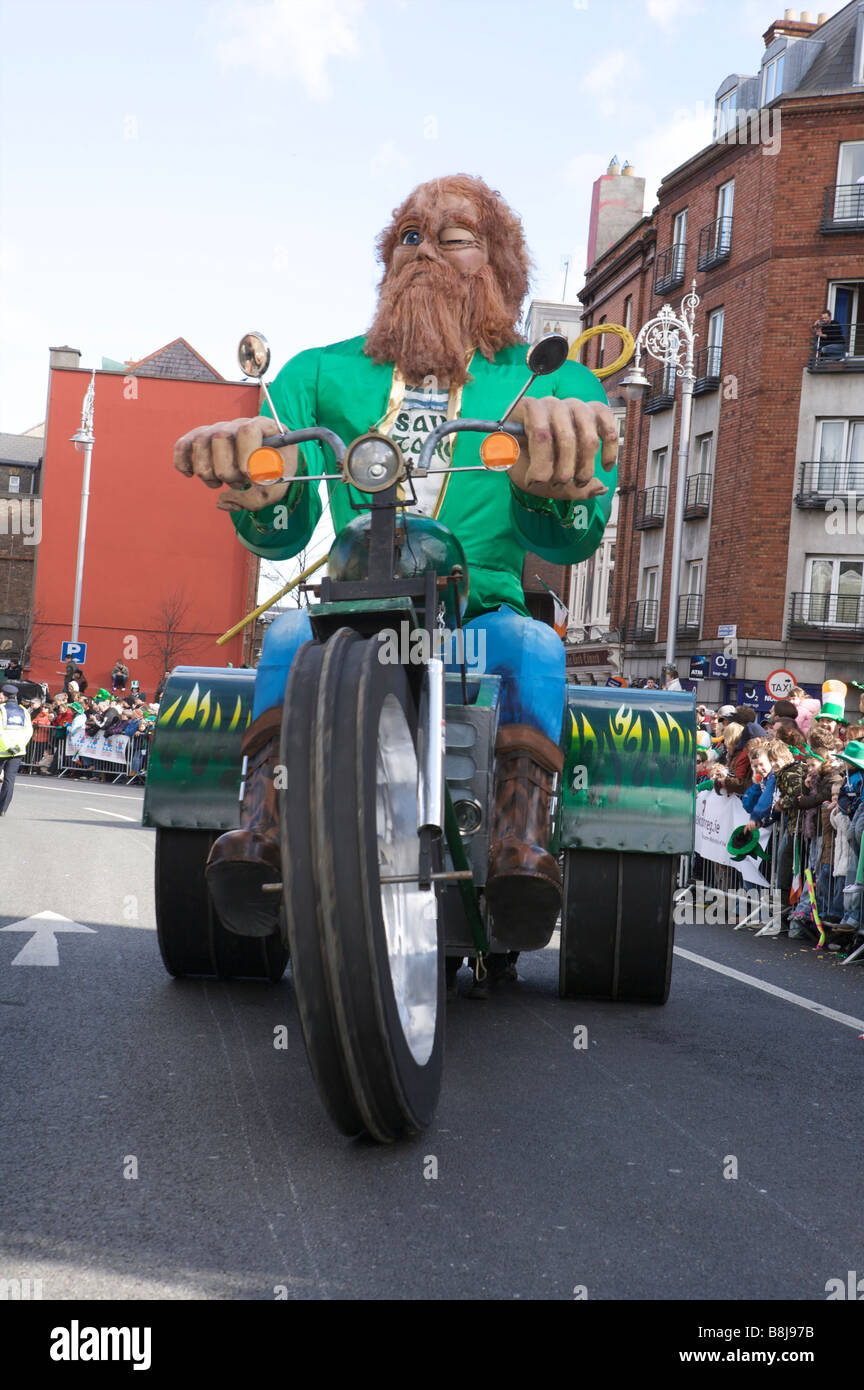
[253,604,566,744]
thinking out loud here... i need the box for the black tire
[155,827,288,982]
[281,630,445,1141]
[559,850,675,1004]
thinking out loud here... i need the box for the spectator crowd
[690,679,864,955]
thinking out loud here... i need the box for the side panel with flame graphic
[560,686,696,854]
[142,667,256,830]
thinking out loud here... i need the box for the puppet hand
[174,416,297,512]
[507,396,617,502]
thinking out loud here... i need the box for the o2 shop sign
[766,669,796,700]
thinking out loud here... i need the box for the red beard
[365,258,520,386]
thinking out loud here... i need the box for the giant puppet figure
[174,175,618,947]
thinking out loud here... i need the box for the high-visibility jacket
[0,699,33,758]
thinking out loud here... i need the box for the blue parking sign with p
[61,641,87,664]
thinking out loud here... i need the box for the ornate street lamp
[621,282,699,668]
[69,371,96,646]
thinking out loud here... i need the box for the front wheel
[281,631,445,1142]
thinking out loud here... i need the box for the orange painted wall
[30,367,260,697]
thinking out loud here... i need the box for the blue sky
[0,0,849,436]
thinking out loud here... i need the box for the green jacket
[232,336,616,621]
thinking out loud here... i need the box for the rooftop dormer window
[762,50,785,104]
[715,90,737,138]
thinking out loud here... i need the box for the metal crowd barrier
[677,797,864,964]
[21,727,152,786]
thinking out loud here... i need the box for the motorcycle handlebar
[261,427,347,463]
[260,418,525,478]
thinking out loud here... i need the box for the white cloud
[580,50,640,118]
[213,0,365,100]
[645,0,703,28]
[369,140,410,177]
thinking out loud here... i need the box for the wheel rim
[375,694,438,1067]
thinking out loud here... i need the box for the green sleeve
[507,360,617,565]
[230,347,324,561]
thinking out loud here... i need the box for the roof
[0,433,43,467]
[793,1,864,94]
[125,337,224,382]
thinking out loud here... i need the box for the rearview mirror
[238,332,271,379]
[525,332,569,376]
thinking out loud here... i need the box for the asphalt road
[2,774,863,1302]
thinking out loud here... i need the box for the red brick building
[577,2,864,708]
[25,340,261,697]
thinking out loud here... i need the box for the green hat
[69,701,84,713]
[839,740,864,774]
[96,687,112,701]
[727,824,770,866]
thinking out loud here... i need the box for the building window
[598,316,606,367]
[672,209,687,277]
[623,296,632,332]
[717,180,734,226]
[815,418,864,492]
[7,474,20,494]
[804,557,864,627]
[695,433,713,474]
[707,307,724,373]
[715,91,736,138]
[641,566,658,605]
[762,51,785,104]
[828,281,864,356]
[833,142,864,223]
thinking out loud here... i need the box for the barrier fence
[21,726,151,786]
[676,792,864,965]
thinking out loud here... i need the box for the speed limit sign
[766,669,796,700]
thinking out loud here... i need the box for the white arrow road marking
[0,911,97,966]
[84,806,138,821]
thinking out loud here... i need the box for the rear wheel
[559,850,675,1003]
[281,630,444,1141]
[155,828,288,982]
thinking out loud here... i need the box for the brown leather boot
[205,708,283,937]
[484,723,563,951]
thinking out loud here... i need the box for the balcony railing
[684,471,712,517]
[677,593,702,635]
[693,344,723,393]
[642,365,676,413]
[808,322,864,369]
[625,599,659,641]
[788,591,864,639]
[821,185,864,232]
[634,485,668,529]
[697,216,733,271]
[795,460,864,506]
[654,242,687,295]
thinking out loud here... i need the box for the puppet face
[365,175,528,386]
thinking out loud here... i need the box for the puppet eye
[400,229,421,245]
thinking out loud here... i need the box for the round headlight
[344,433,404,493]
[453,798,483,835]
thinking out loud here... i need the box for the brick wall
[607,93,864,648]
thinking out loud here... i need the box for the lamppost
[621,281,699,670]
[69,371,96,645]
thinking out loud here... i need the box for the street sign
[766,669,796,700]
[710,654,737,679]
[689,656,709,679]
[717,624,737,639]
[61,641,87,664]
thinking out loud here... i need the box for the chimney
[48,345,82,370]
[586,160,645,269]
[763,10,820,46]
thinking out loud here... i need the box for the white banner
[66,727,130,767]
[694,788,771,887]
